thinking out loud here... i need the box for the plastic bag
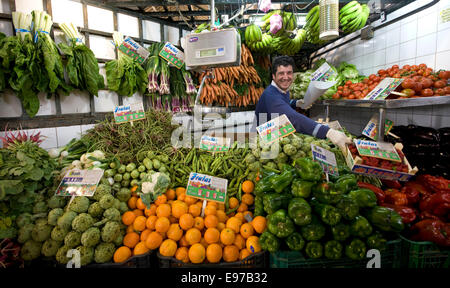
[269,14,283,34]
[258,0,272,13]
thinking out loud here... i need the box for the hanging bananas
[304,5,327,45]
[340,1,370,34]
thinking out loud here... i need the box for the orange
[200,237,209,249]
[216,210,227,223]
[144,204,156,217]
[134,241,150,255]
[171,200,189,218]
[189,204,201,217]
[217,203,225,211]
[251,216,267,234]
[167,223,183,241]
[204,214,219,229]
[237,203,248,213]
[216,222,225,232]
[241,194,254,206]
[223,245,239,262]
[177,193,186,202]
[226,217,242,234]
[122,211,136,226]
[113,246,132,263]
[154,194,167,206]
[156,203,171,218]
[188,243,206,264]
[126,225,135,234]
[167,200,174,206]
[133,216,147,232]
[175,247,189,263]
[123,232,140,249]
[166,188,176,200]
[146,215,158,230]
[179,213,194,230]
[136,198,146,210]
[241,180,254,194]
[128,196,138,209]
[240,223,254,239]
[234,212,245,223]
[185,228,202,245]
[175,187,186,198]
[132,209,144,217]
[240,248,251,260]
[206,243,223,263]
[193,217,205,230]
[228,197,239,209]
[169,216,178,224]
[207,201,218,208]
[179,235,189,247]
[246,236,261,254]
[220,228,236,245]
[184,196,197,205]
[145,231,163,249]
[140,229,152,241]
[204,205,217,216]
[159,239,177,257]
[155,216,170,233]
[233,234,246,250]
[204,228,220,244]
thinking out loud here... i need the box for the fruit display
[339,1,370,34]
[304,5,327,45]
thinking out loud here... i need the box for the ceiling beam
[144,9,262,17]
[104,1,368,7]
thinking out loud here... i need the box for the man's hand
[326,129,352,156]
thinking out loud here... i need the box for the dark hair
[272,56,295,75]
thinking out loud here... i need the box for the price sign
[118,36,150,64]
[354,139,401,162]
[159,42,185,69]
[362,114,394,141]
[199,135,231,153]
[256,114,296,145]
[364,78,404,100]
[114,102,145,124]
[324,120,344,132]
[55,169,104,197]
[186,173,227,204]
[311,144,339,176]
[310,62,339,82]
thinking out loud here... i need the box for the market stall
[0,0,449,270]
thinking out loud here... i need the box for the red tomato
[418,63,427,69]
[401,78,415,89]
[444,86,450,95]
[439,70,450,80]
[392,65,399,69]
[413,82,423,93]
[412,76,422,82]
[410,65,419,71]
[421,88,434,97]
[434,80,446,88]
[434,88,445,96]
[420,78,434,88]
[378,69,387,75]
[402,65,411,70]
[345,80,353,85]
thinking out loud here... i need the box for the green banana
[339,1,360,17]
[341,4,362,27]
[306,5,319,22]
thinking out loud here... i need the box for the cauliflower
[92,184,112,202]
[88,202,104,218]
[51,225,69,242]
[81,227,101,247]
[41,239,62,257]
[76,245,95,266]
[64,231,82,248]
[57,211,78,230]
[17,223,34,244]
[94,242,115,263]
[31,222,52,242]
[68,196,90,213]
[55,245,71,264]
[15,213,32,228]
[47,196,67,209]
[33,201,48,214]
[20,240,43,261]
[101,221,121,243]
[48,208,64,226]
[283,144,297,156]
[116,187,131,202]
[99,194,115,209]
[71,213,94,233]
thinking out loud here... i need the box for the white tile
[417,11,438,37]
[385,27,401,48]
[121,92,144,106]
[362,52,374,69]
[385,45,400,64]
[89,35,116,60]
[399,58,416,69]
[416,33,437,57]
[94,91,119,112]
[436,28,450,52]
[400,19,418,43]
[51,0,84,28]
[354,42,365,58]
[142,20,161,42]
[0,90,22,117]
[373,32,386,51]
[87,5,114,33]
[363,39,374,55]
[118,13,139,38]
[416,3,438,19]
[35,93,57,116]
[415,54,436,70]
[60,90,91,114]
[399,39,417,61]
[14,0,43,14]
[373,49,386,67]
[435,50,450,70]
[0,20,13,36]
[0,0,11,13]
[81,124,95,135]
[56,125,82,147]
[29,128,58,150]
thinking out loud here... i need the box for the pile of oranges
[113,180,267,265]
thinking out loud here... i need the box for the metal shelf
[316,96,450,109]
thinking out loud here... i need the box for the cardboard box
[345,143,418,181]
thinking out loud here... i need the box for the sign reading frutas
[186,172,227,204]
[256,114,296,145]
[114,102,145,124]
[354,139,401,162]
[311,144,339,176]
[118,36,150,64]
[362,115,394,141]
[159,42,185,69]
[364,78,404,100]
[199,135,231,153]
[55,169,104,197]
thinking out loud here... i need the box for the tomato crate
[156,251,268,268]
[270,239,402,268]
[400,235,450,268]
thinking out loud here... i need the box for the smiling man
[253,55,351,153]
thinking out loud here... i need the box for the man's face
[273,64,293,91]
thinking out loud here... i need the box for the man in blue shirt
[253,55,351,153]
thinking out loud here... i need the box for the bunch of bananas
[271,29,306,56]
[246,32,275,54]
[340,1,370,34]
[244,24,263,44]
[260,10,297,35]
[304,5,327,45]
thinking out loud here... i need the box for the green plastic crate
[400,235,450,268]
[270,239,402,268]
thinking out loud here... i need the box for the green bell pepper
[267,209,295,238]
[259,231,280,253]
[300,216,326,241]
[294,158,323,182]
[312,182,344,205]
[334,174,357,194]
[263,193,291,215]
[287,197,312,226]
[366,206,404,232]
[285,232,305,251]
[254,195,264,217]
[324,240,343,260]
[345,238,367,260]
[366,231,388,251]
[291,179,315,198]
[269,164,296,193]
[335,195,359,221]
[254,172,276,196]
[331,223,350,242]
[311,198,342,226]
[350,215,373,238]
[348,188,377,208]
[305,241,323,259]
